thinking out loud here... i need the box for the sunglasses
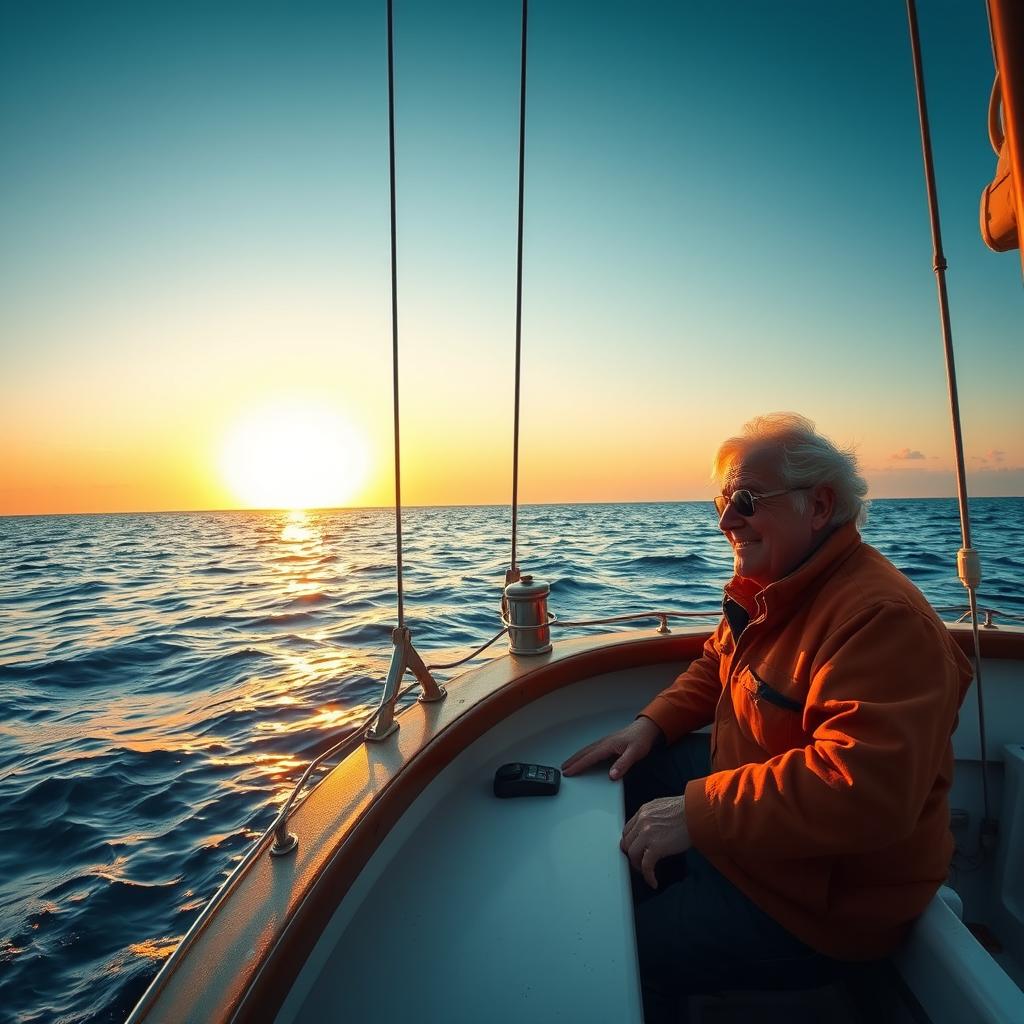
[714,487,809,519]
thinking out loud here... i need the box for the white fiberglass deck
[273,640,1024,1024]
[276,667,671,1024]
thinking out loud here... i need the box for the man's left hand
[620,796,691,889]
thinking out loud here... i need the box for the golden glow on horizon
[219,401,370,510]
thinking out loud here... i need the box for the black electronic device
[493,762,561,798]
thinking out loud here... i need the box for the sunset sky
[1,1,1021,516]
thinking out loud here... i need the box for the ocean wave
[12,558,49,570]
[141,646,276,694]
[284,591,331,608]
[328,620,393,645]
[176,613,243,630]
[149,595,195,612]
[548,576,607,594]
[250,610,320,628]
[4,638,191,687]
[350,561,395,574]
[628,552,718,571]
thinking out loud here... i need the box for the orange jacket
[640,522,973,960]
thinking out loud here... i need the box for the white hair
[712,412,869,527]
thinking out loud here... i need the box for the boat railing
[272,604,1020,856]
[559,608,1024,628]
[552,609,722,632]
[935,606,1024,627]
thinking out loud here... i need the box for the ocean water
[0,498,1021,1024]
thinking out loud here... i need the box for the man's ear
[809,484,835,530]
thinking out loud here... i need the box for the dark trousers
[624,734,840,1023]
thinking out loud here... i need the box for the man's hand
[561,716,663,780]
[620,796,691,889]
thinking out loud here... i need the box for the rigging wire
[387,0,405,629]
[905,0,992,826]
[509,0,529,578]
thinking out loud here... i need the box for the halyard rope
[906,0,991,824]
[510,0,529,578]
[387,0,405,630]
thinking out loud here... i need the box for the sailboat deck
[126,629,1024,1024]
[278,669,654,1022]
[275,651,1024,1023]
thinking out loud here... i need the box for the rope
[905,0,991,823]
[936,605,1024,624]
[387,0,405,629]
[510,0,529,577]
[426,627,510,671]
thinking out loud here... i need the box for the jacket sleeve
[639,621,726,744]
[685,601,969,859]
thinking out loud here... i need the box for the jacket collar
[723,521,862,625]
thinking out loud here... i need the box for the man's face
[717,453,822,588]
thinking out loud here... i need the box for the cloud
[971,450,1007,466]
[866,465,1024,497]
[890,448,925,461]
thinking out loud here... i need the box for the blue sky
[1,1,1020,513]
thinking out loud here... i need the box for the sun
[220,401,371,509]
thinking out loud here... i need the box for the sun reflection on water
[127,937,179,962]
[253,703,366,737]
[280,509,318,545]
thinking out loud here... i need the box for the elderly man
[563,413,972,1021]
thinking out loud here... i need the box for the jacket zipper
[749,669,803,711]
[713,617,759,763]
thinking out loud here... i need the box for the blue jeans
[624,734,840,1022]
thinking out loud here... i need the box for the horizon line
[2,494,1021,520]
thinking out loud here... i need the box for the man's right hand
[561,716,664,780]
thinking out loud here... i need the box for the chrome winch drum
[503,575,553,655]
